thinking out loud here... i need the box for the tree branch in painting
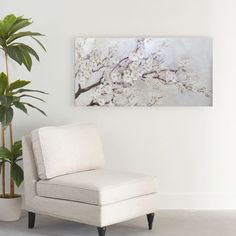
[75,72,104,99]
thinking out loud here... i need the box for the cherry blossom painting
[74,37,212,106]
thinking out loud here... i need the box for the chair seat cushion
[36,169,157,206]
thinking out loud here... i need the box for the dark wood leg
[97,227,106,236]
[28,212,36,229]
[147,213,155,230]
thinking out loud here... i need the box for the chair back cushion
[31,123,105,179]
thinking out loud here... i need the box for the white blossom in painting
[75,38,212,106]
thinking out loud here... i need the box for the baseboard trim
[157,193,236,210]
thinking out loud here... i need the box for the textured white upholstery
[32,194,157,227]
[22,135,39,210]
[37,169,157,205]
[31,123,105,179]
[22,124,158,228]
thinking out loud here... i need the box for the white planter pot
[0,196,22,221]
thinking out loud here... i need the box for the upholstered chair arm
[22,135,39,210]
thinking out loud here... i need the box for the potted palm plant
[0,14,47,221]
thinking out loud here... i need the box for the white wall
[1,0,236,209]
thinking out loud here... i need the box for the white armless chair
[22,123,158,236]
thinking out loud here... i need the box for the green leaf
[6,45,34,71]
[19,44,40,61]
[11,163,24,187]
[0,106,13,129]
[0,20,5,38]
[3,15,17,29]
[7,45,33,71]
[2,15,17,37]
[13,101,28,114]
[23,102,46,116]
[0,146,12,159]
[11,140,22,152]
[0,105,6,122]
[11,140,22,160]
[13,88,48,95]
[8,80,31,91]
[0,95,13,106]
[19,94,45,102]
[12,96,20,103]
[6,107,13,125]
[31,36,46,51]
[6,45,24,66]
[7,31,43,44]
[21,49,32,71]
[14,16,24,23]
[8,18,32,35]
[0,72,8,95]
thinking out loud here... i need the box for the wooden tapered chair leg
[28,212,36,229]
[147,213,155,230]
[97,227,106,236]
